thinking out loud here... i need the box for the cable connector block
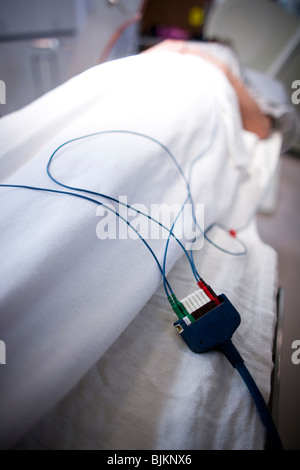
[174,294,241,353]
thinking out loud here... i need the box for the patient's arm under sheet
[145,40,272,139]
[0,51,256,448]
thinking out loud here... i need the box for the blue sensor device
[173,293,284,450]
[174,294,241,353]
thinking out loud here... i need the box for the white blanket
[0,51,281,449]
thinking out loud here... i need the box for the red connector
[197,279,220,306]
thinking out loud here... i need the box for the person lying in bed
[144,39,272,140]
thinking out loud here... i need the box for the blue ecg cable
[46,129,204,295]
[162,95,220,288]
[46,129,203,293]
[220,339,284,450]
[0,129,211,297]
[0,182,174,295]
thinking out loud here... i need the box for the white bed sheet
[16,218,279,451]
[0,51,281,449]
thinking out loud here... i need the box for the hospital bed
[0,42,297,450]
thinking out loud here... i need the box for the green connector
[168,294,195,323]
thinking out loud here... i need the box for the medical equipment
[0,121,283,449]
[174,290,283,449]
[0,48,292,450]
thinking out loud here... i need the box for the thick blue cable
[220,339,284,450]
[237,363,283,449]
